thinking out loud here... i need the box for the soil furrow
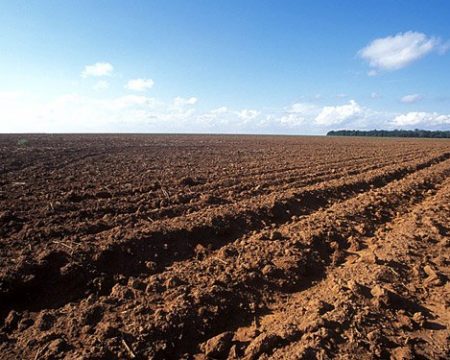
[250,178,450,359]
[136,157,450,359]
[4,153,450,359]
[1,152,449,319]
[2,135,450,360]
[10,150,416,244]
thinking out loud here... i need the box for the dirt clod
[200,331,234,358]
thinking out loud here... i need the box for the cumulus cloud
[196,107,228,124]
[93,80,109,91]
[237,109,260,121]
[105,95,161,110]
[0,91,24,101]
[275,101,382,130]
[392,112,450,127]
[125,78,155,91]
[196,107,269,132]
[81,62,114,77]
[278,113,307,127]
[0,93,168,132]
[400,94,423,104]
[278,103,318,127]
[359,31,448,73]
[2,90,448,134]
[0,92,39,132]
[173,96,198,107]
[315,100,362,126]
[211,106,228,114]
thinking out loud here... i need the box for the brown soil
[1,134,449,359]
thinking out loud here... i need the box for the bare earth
[0,134,449,359]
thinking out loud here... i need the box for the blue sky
[1,0,450,133]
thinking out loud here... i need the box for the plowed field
[1,134,449,359]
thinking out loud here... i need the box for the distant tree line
[327,129,450,138]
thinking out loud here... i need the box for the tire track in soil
[1,152,449,320]
[4,154,450,360]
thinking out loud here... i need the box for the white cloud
[2,90,448,134]
[275,101,382,130]
[93,80,109,91]
[0,91,24,99]
[278,113,307,127]
[196,107,228,124]
[125,78,155,91]
[400,94,423,104]
[359,31,448,72]
[237,109,260,120]
[278,103,318,127]
[289,103,316,114]
[0,92,39,132]
[336,93,348,99]
[0,93,166,132]
[315,100,362,126]
[173,96,198,107]
[211,106,228,114]
[106,95,161,110]
[392,112,450,127]
[81,62,114,77]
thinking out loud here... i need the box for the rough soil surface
[1,134,449,359]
